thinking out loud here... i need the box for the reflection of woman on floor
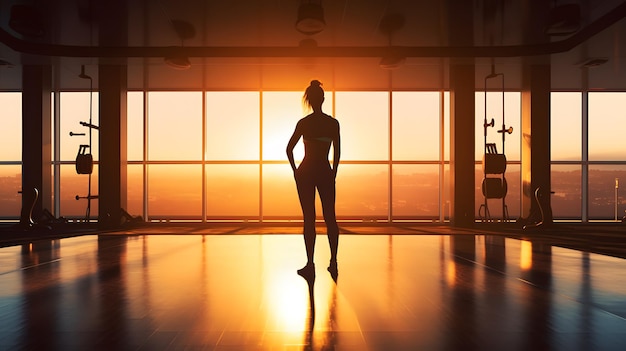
[286,80,340,278]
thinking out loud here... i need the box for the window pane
[148,92,202,161]
[127,92,144,161]
[207,92,260,160]
[60,164,98,219]
[589,165,626,220]
[127,164,143,218]
[148,165,201,219]
[263,92,301,161]
[61,92,99,161]
[0,166,21,218]
[392,92,440,161]
[475,92,521,161]
[551,93,581,161]
[392,165,439,218]
[589,92,626,161]
[336,164,388,218]
[262,92,333,161]
[262,164,302,218]
[0,93,21,161]
[551,165,581,219]
[207,165,259,218]
[335,92,389,161]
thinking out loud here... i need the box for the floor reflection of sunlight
[266,270,308,332]
[520,240,533,271]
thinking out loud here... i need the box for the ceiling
[1,0,626,91]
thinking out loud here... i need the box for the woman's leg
[296,172,317,268]
[318,171,339,267]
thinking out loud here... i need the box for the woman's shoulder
[324,114,339,126]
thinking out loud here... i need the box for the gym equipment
[69,65,98,221]
[478,64,513,222]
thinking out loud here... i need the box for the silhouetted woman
[286,80,340,278]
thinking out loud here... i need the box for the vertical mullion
[259,90,263,222]
[388,85,393,223]
[142,88,148,222]
[142,0,149,222]
[53,68,61,218]
[439,90,445,223]
[581,68,589,222]
[201,0,207,223]
[202,92,207,223]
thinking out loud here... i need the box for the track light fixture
[378,13,406,70]
[164,19,195,70]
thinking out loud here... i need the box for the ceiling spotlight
[296,0,326,35]
[164,55,191,70]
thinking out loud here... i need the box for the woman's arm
[286,122,302,173]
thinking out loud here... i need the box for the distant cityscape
[1,168,625,220]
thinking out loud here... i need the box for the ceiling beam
[1,2,625,59]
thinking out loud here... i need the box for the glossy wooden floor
[1,231,626,350]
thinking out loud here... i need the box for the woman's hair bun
[310,80,322,87]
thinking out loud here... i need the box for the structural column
[98,65,128,228]
[520,0,552,224]
[521,64,552,224]
[97,0,128,228]
[449,65,476,227]
[448,1,475,227]
[21,65,52,225]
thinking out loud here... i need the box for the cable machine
[479,64,513,222]
[70,65,99,221]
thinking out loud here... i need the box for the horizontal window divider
[40,160,626,167]
[552,160,626,165]
[124,160,454,165]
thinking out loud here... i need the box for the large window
[589,92,626,161]
[588,92,626,219]
[5,88,625,222]
[59,92,99,219]
[148,92,202,161]
[207,92,259,161]
[0,93,21,219]
[551,93,582,219]
[335,92,389,161]
[550,91,626,221]
[551,93,582,161]
[392,92,440,161]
